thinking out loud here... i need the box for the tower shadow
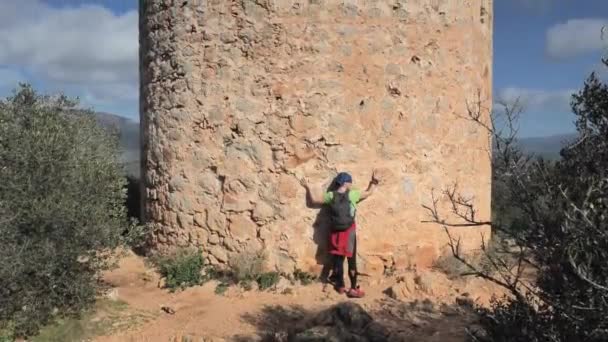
[305,177,340,283]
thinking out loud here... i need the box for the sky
[0,0,607,137]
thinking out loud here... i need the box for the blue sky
[494,0,608,136]
[0,0,607,137]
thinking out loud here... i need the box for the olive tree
[0,84,132,337]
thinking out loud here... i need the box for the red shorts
[329,223,356,258]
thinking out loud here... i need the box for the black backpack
[330,190,355,231]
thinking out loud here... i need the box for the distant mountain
[94,112,140,178]
[517,133,578,160]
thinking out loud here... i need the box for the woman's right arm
[300,177,325,205]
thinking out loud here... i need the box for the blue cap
[335,172,353,185]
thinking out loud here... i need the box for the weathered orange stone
[140,0,493,269]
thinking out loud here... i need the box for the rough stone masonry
[139,0,493,276]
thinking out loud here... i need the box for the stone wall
[139,0,493,276]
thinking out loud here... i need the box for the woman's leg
[346,236,365,297]
[347,237,358,289]
[333,254,346,290]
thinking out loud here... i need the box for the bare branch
[441,225,527,301]
[421,187,492,227]
[568,250,608,292]
[562,133,590,151]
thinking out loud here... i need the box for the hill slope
[517,133,577,160]
[94,112,140,177]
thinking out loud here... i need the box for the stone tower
[139,0,493,275]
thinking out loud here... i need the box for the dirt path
[93,252,504,342]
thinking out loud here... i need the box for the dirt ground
[91,251,506,342]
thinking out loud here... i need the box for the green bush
[293,269,317,285]
[228,251,282,291]
[230,250,266,283]
[214,282,229,296]
[155,248,205,291]
[0,333,13,342]
[0,85,132,337]
[0,321,15,342]
[256,272,281,290]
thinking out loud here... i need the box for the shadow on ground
[233,299,481,342]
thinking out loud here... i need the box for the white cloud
[0,0,138,116]
[495,87,576,113]
[546,18,608,60]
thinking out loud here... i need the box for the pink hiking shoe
[347,287,365,298]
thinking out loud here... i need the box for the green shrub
[0,85,132,337]
[230,251,266,283]
[201,265,227,283]
[0,321,15,342]
[293,269,317,285]
[227,251,282,291]
[257,272,281,290]
[154,248,205,291]
[240,279,254,291]
[214,282,230,296]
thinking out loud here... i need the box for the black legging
[332,238,357,289]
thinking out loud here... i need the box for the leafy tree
[425,60,608,341]
[0,84,132,337]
